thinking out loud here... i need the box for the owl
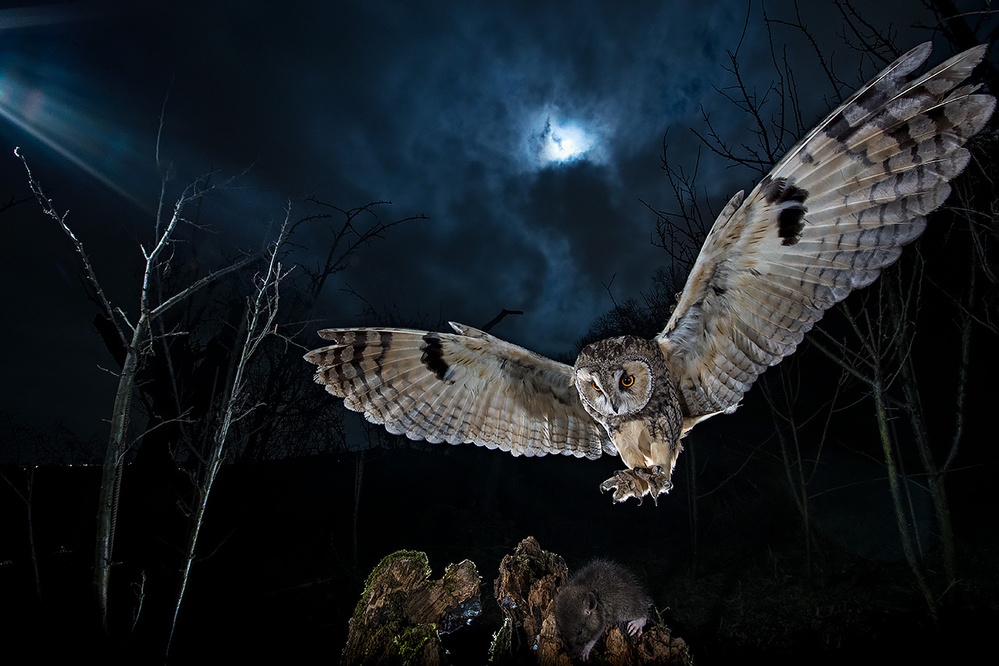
[305,43,995,503]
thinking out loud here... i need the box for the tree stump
[341,540,691,664]
[489,536,569,664]
[341,550,481,665]
[490,537,692,665]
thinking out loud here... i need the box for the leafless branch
[15,147,126,350]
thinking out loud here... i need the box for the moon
[536,115,594,165]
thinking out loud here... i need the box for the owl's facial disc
[574,360,653,418]
[614,360,653,413]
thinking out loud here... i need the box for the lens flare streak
[0,60,147,209]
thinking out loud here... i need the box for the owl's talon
[646,465,673,497]
[601,468,662,503]
[600,466,674,503]
[600,469,648,503]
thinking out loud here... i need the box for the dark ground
[2,429,997,664]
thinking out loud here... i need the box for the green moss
[349,550,431,630]
[367,550,431,590]
[488,616,514,662]
[394,623,438,661]
[343,550,437,664]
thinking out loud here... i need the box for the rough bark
[342,539,691,664]
[491,537,691,665]
[490,536,570,664]
[341,551,481,665]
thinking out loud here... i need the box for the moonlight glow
[536,116,595,165]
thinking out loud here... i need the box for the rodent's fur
[554,560,652,661]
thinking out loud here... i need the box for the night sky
[4,3,999,661]
[0,1,960,446]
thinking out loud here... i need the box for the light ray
[0,3,147,209]
[0,61,149,210]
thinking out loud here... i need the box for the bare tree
[164,210,294,657]
[0,462,42,605]
[760,357,851,585]
[16,148,256,628]
[16,138,428,657]
[235,199,428,462]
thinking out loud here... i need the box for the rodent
[554,559,652,661]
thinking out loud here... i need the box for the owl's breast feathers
[608,420,656,470]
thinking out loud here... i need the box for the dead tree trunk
[341,551,481,665]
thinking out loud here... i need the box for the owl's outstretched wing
[304,323,613,458]
[658,42,995,421]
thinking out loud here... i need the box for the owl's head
[573,336,665,420]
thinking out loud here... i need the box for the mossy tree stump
[342,539,691,664]
[341,550,481,665]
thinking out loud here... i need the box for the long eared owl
[305,43,995,503]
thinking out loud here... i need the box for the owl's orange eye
[591,381,601,392]
[621,375,634,388]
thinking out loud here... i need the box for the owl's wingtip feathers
[659,41,994,420]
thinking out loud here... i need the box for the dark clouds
[266,0,756,355]
[0,0,947,438]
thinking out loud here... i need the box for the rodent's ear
[583,592,598,613]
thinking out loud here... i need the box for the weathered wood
[490,536,569,664]
[341,539,691,664]
[341,551,481,665]
[491,537,691,665]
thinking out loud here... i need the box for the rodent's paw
[627,617,647,637]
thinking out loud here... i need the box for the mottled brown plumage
[305,43,995,503]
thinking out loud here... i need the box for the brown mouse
[554,559,652,661]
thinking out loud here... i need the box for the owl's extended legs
[644,465,673,497]
[600,469,648,502]
[600,466,673,503]
[601,438,681,503]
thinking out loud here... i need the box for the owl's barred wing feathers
[659,42,995,420]
[304,323,613,458]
